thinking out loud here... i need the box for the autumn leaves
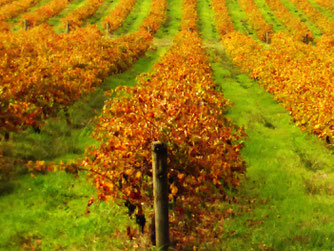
[83,0,247,247]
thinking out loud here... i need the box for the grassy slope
[0,0,182,248]
[197,0,334,249]
[2,0,334,249]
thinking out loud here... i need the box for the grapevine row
[1,0,167,133]
[20,0,72,27]
[0,0,15,7]
[137,0,166,34]
[211,0,234,36]
[0,26,152,132]
[82,0,246,247]
[289,0,334,35]
[265,0,313,41]
[0,0,41,22]
[25,0,166,172]
[223,31,334,141]
[314,0,334,14]
[103,0,137,33]
[211,0,334,142]
[62,0,106,28]
[180,0,197,31]
[238,0,274,41]
[0,20,9,31]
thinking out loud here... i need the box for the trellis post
[152,141,169,250]
[106,22,111,35]
[66,21,70,34]
[24,20,27,31]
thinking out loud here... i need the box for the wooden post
[305,33,309,44]
[152,141,169,250]
[106,22,110,35]
[266,31,269,44]
[66,21,70,34]
[24,20,27,31]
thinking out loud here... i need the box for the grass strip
[196,0,219,42]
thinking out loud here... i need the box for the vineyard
[0,0,334,249]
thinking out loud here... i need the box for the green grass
[0,172,132,250]
[103,47,168,90]
[85,0,120,30]
[196,0,219,42]
[114,0,152,35]
[154,0,182,39]
[197,3,334,249]
[48,0,87,33]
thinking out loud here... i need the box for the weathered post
[305,33,309,44]
[152,141,169,250]
[24,20,27,31]
[66,21,70,34]
[266,31,269,44]
[106,22,110,35]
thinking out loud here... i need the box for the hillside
[0,0,334,249]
